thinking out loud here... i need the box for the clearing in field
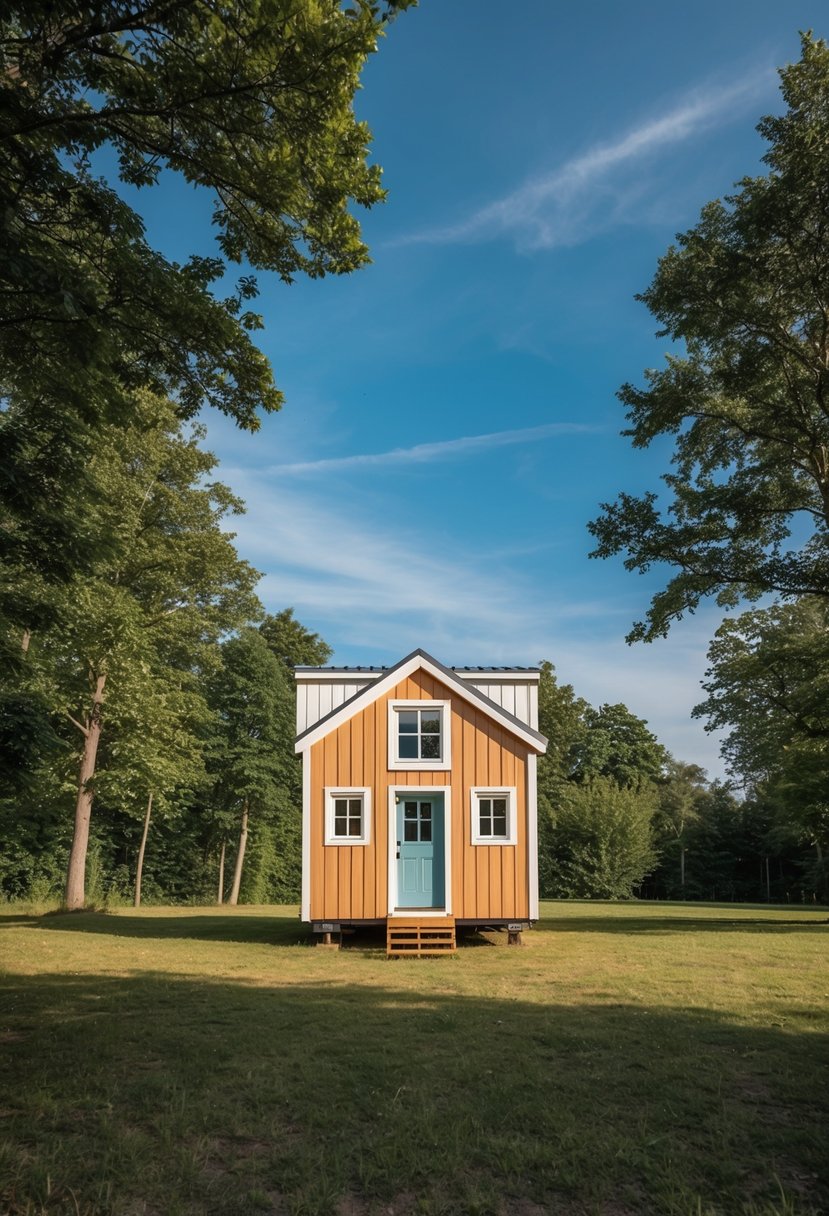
[0,901,827,1216]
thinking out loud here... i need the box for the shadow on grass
[3,907,826,952]
[0,909,308,948]
[535,914,829,935]
[1,969,827,1216]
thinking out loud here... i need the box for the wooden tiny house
[295,649,548,949]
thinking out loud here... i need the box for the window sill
[388,759,452,772]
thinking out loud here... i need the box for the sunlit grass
[1,901,827,1215]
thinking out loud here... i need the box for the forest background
[1,5,827,910]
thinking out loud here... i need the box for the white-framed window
[324,787,372,845]
[387,700,451,770]
[470,787,518,845]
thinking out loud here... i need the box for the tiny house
[294,648,548,951]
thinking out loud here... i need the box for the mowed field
[0,902,827,1216]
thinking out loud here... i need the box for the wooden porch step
[387,917,456,958]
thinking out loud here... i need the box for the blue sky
[138,2,827,776]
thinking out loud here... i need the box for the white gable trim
[294,651,547,754]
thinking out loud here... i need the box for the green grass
[0,902,827,1216]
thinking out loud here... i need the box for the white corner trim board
[528,754,539,920]
[301,747,311,923]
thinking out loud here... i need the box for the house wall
[307,668,530,922]
[296,672,539,734]
[296,678,375,735]
[460,677,538,730]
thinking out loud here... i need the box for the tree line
[5,602,824,906]
[536,662,826,904]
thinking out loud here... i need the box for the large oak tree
[589,35,829,641]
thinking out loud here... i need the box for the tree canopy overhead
[589,34,829,641]
[1,0,411,429]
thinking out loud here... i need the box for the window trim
[324,786,372,846]
[470,786,518,846]
[387,700,451,771]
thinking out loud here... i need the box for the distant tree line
[536,660,827,905]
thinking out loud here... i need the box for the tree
[206,629,296,905]
[572,703,667,786]
[694,598,829,898]
[696,598,829,779]
[1,0,411,423]
[589,35,829,641]
[25,392,259,908]
[655,758,707,893]
[543,777,658,899]
[536,661,666,898]
[93,673,211,907]
[259,609,333,672]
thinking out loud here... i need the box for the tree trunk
[134,791,153,908]
[64,672,107,910]
[680,846,686,890]
[227,801,249,906]
[765,856,771,903]
[21,629,31,654]
[217,839,226,905]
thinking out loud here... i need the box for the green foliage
[696,599,829,783]
[208,629,295,816]
[0,0,411,425]
[260,608,333,671]
[541,777,658,899]
[2,394,267,904]
[589,34,829,641]
[240,813,302,905]
[0,0,393,905]
[537,661,664,898]
[0,0,411,684]
[573,702,667,785]
[694,598,829,900]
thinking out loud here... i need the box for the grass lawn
[0,901,827,1216]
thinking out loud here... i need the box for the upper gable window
[388,700,451,770]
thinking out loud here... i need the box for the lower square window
[325,787,371,845]
[470,787,517,845]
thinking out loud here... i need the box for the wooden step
[387,917,456,958]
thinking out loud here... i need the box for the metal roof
[295,647,547,752]
[295,664,540,673]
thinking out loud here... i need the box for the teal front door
[396,797,445,909]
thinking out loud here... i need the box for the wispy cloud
[396,67,772,251]
[267,421,598,475]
